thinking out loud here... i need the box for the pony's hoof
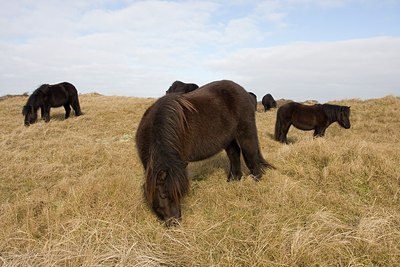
[227,174,242,182]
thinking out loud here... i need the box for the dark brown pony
[166,80,199,94]
[136,80,272,226]
[262,93,276,112]
[22,82,82,126]
[274,102,351,143]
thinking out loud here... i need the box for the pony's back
[180,80,257,159]
[58,82,78,96]
[57,82,82,115]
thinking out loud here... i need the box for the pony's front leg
[40,106,45,120]
[313,127,326,137]
[275,119,291,144]
[64,104,71,119]
[225,140,243,181]
[277,128,290,144]
[44,106,51,122]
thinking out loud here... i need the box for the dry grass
[1,93,399,266]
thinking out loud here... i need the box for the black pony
[166,80,199,94]
[136,80,272,226]
[22,82,82,126]
[274,102,351,143]
[262,93,276,111]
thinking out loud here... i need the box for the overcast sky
[1,0,399,102]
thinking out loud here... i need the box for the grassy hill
[1,93,399,266]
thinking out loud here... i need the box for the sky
[1,0,400,102]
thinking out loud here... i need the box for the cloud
[207,36,400,101]
[0,1,399,102]
[0,1,222,96]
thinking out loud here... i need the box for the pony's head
[22,105,37,126]
[22,86,47,126]
[338,106,351,129]
[144,169,187,227]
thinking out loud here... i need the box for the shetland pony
[136,80,272,226]
[22,82,82,126]
[274,102,351,143]
[262,93,276,112]
[165,80,199,94]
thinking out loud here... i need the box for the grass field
[1,93,399,266]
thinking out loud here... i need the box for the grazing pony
[248,92,257,111]
[22,82,82,126]
[262,93,277,111]
[136,80,272,226]
[166,80,199,94]
[274,102,351,143]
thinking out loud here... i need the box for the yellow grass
[1,94,399,266]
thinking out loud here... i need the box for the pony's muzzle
[165,217,181,227]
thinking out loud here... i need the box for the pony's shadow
[46,112,82,122]
[188,153,255,182]
[266,132,274,140]
[47,113,66,121]
[266,132,297,144]
[188,153,230,182]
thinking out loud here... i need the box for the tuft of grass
[1,94,399,266]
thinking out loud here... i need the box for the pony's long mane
[24,84,49,109]
[322,104,341,122]
[144,95,197,205]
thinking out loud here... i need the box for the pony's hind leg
[64,104,71,119]
[225,140,243,181]
[43,106,51,122]
[40,106,45,120]
[237,132,267,181]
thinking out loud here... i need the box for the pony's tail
[73,97,82,116]
[260,155,275,170]
[67,83,82,116]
